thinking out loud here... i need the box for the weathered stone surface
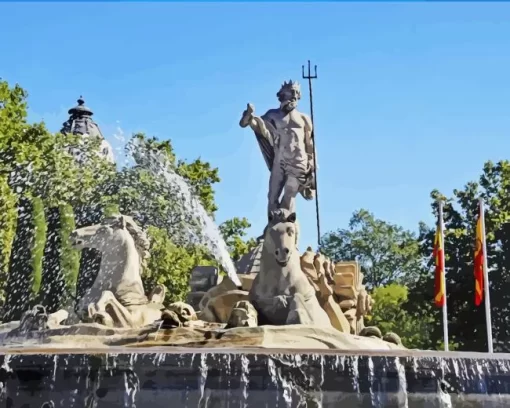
[61,97,115,163]
[69,215,166,329]
[235,240,263,275]
[199,276,239,312]
[320,297,351,333]
[226,300,258,328]
[334,262,358,281]
[200,290,250,323]
[339,299,357,310]
[300,247,317,281]
[313,252,327,278]
[333,272,355,288]
[185,291,206,310]
[323,257,334,283]
[334,285,357,300]
[240,80,316,214]
[1,322,404,351]
[189,266,219,292]
[343,309,357,334]
[118,325,404,350]
[383,332,403,346]
[238,273,257,291]
[250,209,330,327]
[360,326,383,339]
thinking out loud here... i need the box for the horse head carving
[69,214,164,328]
[70,214,150,267]
[264,208,299,267]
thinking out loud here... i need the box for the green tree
[3,197,39,321]
[0,80,115,312]
[143,226,215,305]
[41,204,79,312]
[177,158,220,216]
[219,217,257,261]
[0,81,28,301]
[31,197,47,298]
[110,134,219,243]
[413,160,510,352]
[366,284,435,349]
[0,80,254,316]
[59,203,80,300]
[320,209,423,288]
[0,175,17,297]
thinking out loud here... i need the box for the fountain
[1,84,510,407]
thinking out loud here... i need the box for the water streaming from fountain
[126,137,241,286]
[2,351,510,407]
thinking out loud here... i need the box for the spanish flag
[433,221,445,308]
[474,202,485,306]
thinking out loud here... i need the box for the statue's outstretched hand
[240,103,255,128]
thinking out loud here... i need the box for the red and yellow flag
[474,203,485,306]
[433,223,445,308]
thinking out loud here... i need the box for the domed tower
[60,97,114,164]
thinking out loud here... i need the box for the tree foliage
[31,197,46,297]
[319,161,510,351]
[41,204,80,312]
[0,80,115,316]
[0,175,17,292]
[320,209,423,288]
[366,284,435,349]
[0,79,256,318]
[219,217,258,261]
[411,160,510,352]
[3,197,37,321]
[143,226,216,305]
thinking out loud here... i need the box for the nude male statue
[239,80,316,217]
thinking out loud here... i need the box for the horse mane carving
[103,214,150,267]
[70,213,165,328]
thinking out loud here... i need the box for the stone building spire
[61,96,114,164]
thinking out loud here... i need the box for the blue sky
[1,2,510,247]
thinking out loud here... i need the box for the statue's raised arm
[239,104,272,142]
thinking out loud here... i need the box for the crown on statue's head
[277,80,302,101]
[280,79,301,92]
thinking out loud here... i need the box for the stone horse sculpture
[70,214,165,328]
[249,208,331,326]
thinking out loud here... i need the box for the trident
[302,60,322,247]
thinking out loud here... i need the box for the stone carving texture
[240,81,316,216]
[61,97,114,163]
[248,209,331,326]
[0,78,399,352]
[69,214,165,328]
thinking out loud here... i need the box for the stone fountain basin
[2,324,510,407]
[0,323,401,350]
[1,346,510,407]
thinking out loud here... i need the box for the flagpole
[438,200,449,351]
[479,197,494,353]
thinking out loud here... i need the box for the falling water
[395,357,409,408]
[3,352,510,406]
[127,137,241,286]
[240,354,250,408]
[197,353,209,407]
[368,357,380,407]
